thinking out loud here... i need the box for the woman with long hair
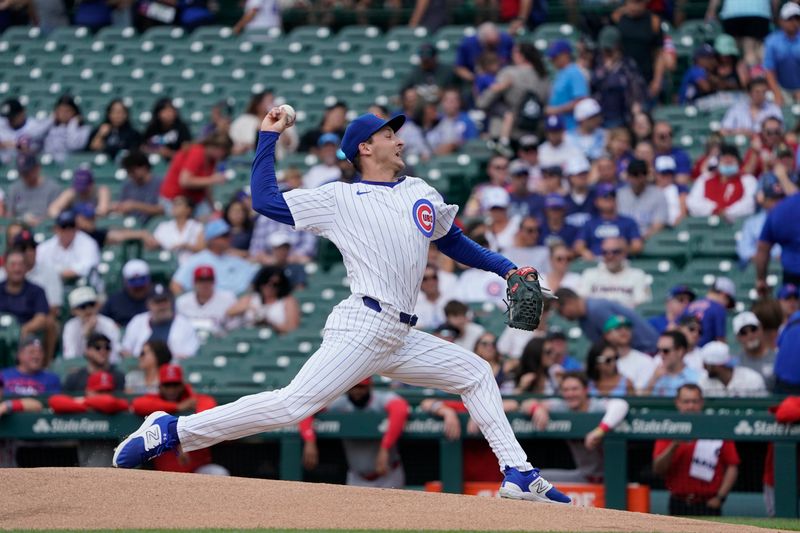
[542,242,580,293]
[226,266,300,333]
[514,337,559,394]
[474,332,515,394]
[142,98,192,159]
[88,99,142,158]
[125,340,173,394]
[585,340,634,397]
[223,196,254,257]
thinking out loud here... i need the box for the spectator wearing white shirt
[538,115,585,171]
[483,187,521,252]
[42,95,92,163]
[737,178,785,266]
[654,156,688,226]
[152,195,204,265]
[699,341,768,397]
[62,286,122,363]
[229,91,298,158]
[687,144,757,220]
[303,133,342,189]
[566,98,607,161]
[175,265,237,336]
[0,98,50,165]
[720,78,783,136]
[503,216,550,274]
[617,158,669,240]
[732,311,776,389]
[232,0,280,33]
[603,314,657,392]
[121,284,200,359]
[579,237,651,308]
[414,265,450,329]
[443,300,485,353]
[36,210,100,282]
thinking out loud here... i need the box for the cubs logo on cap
[412,199,435,238]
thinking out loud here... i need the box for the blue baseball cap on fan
[340,113,406,163]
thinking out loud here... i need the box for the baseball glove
[505,266,547,331]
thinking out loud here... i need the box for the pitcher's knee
[464,358,496,392]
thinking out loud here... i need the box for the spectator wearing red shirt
[131,364,228,475]
[49,370,129,415]
[653,384,739,516]
[159,133,233,217]
[742,117,797,179]
[687,144,757,221]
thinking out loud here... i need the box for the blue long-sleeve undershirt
[433,225,516,278]
[249,131,515,277]
[250,131,295,226]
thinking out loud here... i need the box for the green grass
[700,517,800,531]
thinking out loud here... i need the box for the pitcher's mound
[0,468,777,531]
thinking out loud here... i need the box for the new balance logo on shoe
[529,477,551,495]
[144,427,162,450]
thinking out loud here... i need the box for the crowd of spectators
[1,0,800,514]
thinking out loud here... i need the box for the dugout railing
[0,407,797,517]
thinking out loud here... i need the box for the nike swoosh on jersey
[356,191,372,195]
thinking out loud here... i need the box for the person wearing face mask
[687,144,757,220]
[299,378,409,488]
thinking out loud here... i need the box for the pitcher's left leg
[380,328,570,504]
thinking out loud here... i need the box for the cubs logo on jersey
[412,199,435,238]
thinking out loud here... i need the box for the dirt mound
[0,468,780,532]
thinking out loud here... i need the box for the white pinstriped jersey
[284,176,457,313]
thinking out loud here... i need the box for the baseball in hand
[280,104,296,127]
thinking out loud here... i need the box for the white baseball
[279,104,296,127]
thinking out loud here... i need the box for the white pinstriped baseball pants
[177,295,533,471]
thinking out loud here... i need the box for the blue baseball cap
[547,39,573,59]
[544,193,567,209]
[204,218,231,240]
[340,113,406,163]
[779,283,799,299]
[545,115,565,131]
[595,183,617,198]
[668,284,697,301]
[317,132,340,148]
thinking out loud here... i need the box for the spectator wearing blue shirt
[508,161,544,219]
[575,183,642,260]
[425,89,478,155]
[772,307,800,393]
[649,285,697,334]
[678,44,718,104]
[644,331,701,397]
[554,288,659,353]
[778,283,800,329]
[0,248,55,361]
[170,219,260,296]
[540,194,579,247]
[737,178,786,267]
[652,121,692,184]
[546,327,583,371]
[681,277,735,347]
[763,3,800,107]
[756,191,800,291]
[545,40,589,131]
[454,22,514,85]
[1,337,61,396]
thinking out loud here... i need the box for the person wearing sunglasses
[743,116,794,178]
[586,340,634,397]
[732,311,776,390]
[503,216,550,274]
[63,332,125,393]
[644,331,701,397]
[578,237,651,309]
[61,286,121,364]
